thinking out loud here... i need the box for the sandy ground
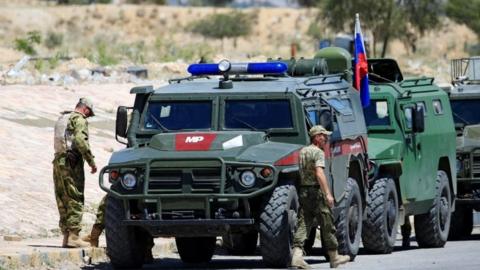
[0,82,167,238]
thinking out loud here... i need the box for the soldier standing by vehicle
[53,97,97,248]
[83,196,105,247]
[291,125,350,269]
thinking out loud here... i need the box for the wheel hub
[439,196,449,228]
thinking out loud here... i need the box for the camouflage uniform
[94,196,106,229]
[53,111,96,234]
[293,144,338,251]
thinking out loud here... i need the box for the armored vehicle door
[398,101,426,200]
[305,101,338,194]
[305,97,358,201]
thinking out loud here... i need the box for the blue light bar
[187,63,220,76]
[247,62,287,74]
[188,61,287,76]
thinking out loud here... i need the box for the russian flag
[354,13,370,108]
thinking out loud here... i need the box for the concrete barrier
[0,237,175,269]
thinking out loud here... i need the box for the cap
[308,125,332,137]
[79,97,95,116]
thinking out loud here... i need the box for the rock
[62,75,78,86]
[71,69,91,81]
[6,56,30,77]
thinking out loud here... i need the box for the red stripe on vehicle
[175,133,217,151]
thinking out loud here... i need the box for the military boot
[290,247,311,269]
[62,231,69,248]
[67,231,90,248]
[328,250,350,268]
[82,224,103,247]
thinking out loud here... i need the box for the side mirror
[116,106,128,139]
[412,106,425,133]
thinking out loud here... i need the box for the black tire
[223,231,258,255]
[362,177,399,254]
[448,205,473,240]
[259,184,298,268]
[336,178,362,259]
[303,227,317,255]
[105,195,146,269]
[175,237,216,263]
[415,170,452,248]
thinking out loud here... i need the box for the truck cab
[447,57,480,239]
[362,58,457,253]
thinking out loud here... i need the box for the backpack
[54,111,74,154]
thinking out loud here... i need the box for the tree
[188,11,253,50]
[318,0,444,57]
[446,0,480,38]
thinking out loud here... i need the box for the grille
[148,167,222,193]
[472,153,480,178]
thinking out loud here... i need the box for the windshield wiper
[149,113,171,132]
[231,117,272,137]
[452,111,470,126]
[232,117,259,131]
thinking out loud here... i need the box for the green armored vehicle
[363,59,457,253]
[447,57,480,239]
[100,47,370,269]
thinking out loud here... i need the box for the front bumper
[122,219,255,237]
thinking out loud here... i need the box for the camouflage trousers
[293,186,338,251]
[52,153,85,233]
[94,196,106,229]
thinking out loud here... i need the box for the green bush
[45,31,64,49]
[14,31,42,55]
[188,11,253,40]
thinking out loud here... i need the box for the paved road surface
[86,229,480,270]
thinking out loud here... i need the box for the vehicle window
[450,99,480,125]
[307,110,318,125]
[225,100,293,129]
[404,107,413,129]
[416,101,427,116]
[432,99,443,115]
[326,98,353,115]
[364,100,390,126]
[144,101,212,130]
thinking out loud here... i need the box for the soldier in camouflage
[83,196,105,247]
[53,97,97,248]
[291,125,350,269]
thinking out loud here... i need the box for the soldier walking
[53,97,97,248]
[290,125,350,269]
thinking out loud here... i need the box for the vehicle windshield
[224,100,293,130]
[144,101,212,131]
[450,99,480,125]
[363,99,391,127]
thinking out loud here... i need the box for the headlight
[121,173,137,189]
[240,170,256,188]
[456,159,463,174]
